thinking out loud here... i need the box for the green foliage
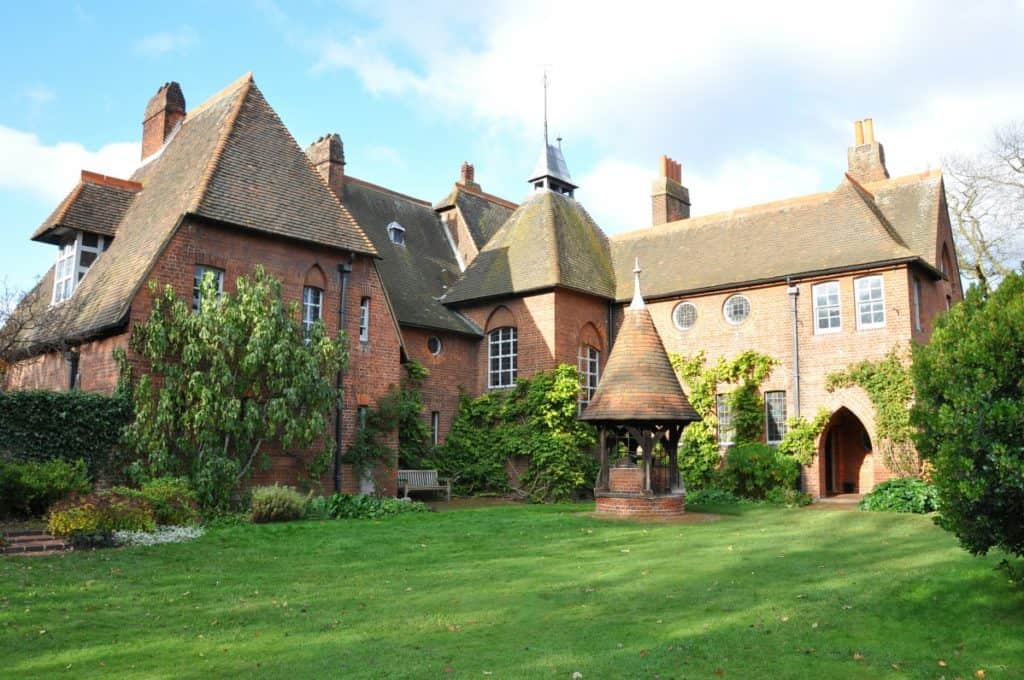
[911,272,1024,558]
[858,477,938,514]
[827,348,917,474]
[249,484,307,524]
[719,442,799,499]
[326,493,429,519]
[47,490,156,538]
[685,488,744,506]
[776,409,831,465]
[763,487,813,507]
[304,494,330,520]
[0,458,91,518]
[120,266,348,512]
[0,389,131,478]
[437,365,598,502]
[139,478,200,525]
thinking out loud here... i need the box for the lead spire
[543,70,549,148]
[630,258,646,310]
[528,69,578,197]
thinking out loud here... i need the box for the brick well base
[594,491,686,519]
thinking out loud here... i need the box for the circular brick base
[594,492,686,519]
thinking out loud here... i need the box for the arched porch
[818,406,875,496]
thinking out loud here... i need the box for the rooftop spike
[630,258,646,310]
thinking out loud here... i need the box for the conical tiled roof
[580,271,699,424]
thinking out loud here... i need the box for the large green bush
[0,458,90,518]
[112,477,200,525]
[47,490,156,539]
[0,390,131,478]
[326,493,428,519]
[858,477,937,514]
[912,272,1024,559]
[718,442,799,499]
[249,485,306,523]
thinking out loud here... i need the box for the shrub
[858,477,937,514]
[763,486,813,507]
[140,477,200,525]
[112,525,205,547]
[327,493,428,519]
[47,490,156,539]
[0,458,90,518]
[304,494,330,520]
[719,442,799,499]
[250,485,306,523]
[685,488,743,506]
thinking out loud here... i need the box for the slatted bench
[397,469,451,501]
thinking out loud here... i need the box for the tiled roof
[443,189,616,304]
[32,178,138,244]
[609,172,942,301]
[433,185,516,251]
[580,304,699,424]
[342,178,481,336]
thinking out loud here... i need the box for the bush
[140,477,200,525]
[719,443,799,499]
[327,493,428,519]
[858,477,937,514]
[0,458,91,518]
[685,488,743,505]
[0,390,131,479]
[47,490,156,539]
[304,494,330,520]
[112,525,205,547]
[764,487,813,507]
[250,485,306,523]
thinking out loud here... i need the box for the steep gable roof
[443,190,616,304]
[434,185,516,251]
[32,174,139,244]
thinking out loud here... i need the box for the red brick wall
[401,326,479,446]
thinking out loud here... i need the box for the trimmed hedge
[0,390,131,477]
[0,458,91,518]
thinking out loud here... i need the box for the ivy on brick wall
[825,347,918,475]
[0,389,132,478]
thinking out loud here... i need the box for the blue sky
[2,1,1023,294]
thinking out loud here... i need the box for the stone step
[1,531,72,555]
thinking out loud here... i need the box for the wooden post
[667,424,683,493]
[597,428,609,491]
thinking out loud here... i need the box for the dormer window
[387,221,406,246]
[52,231,110,304]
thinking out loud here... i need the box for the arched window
[577,344,600,410]
[387,221,406,246]
[488,327,517,388]
[302,286,323,336]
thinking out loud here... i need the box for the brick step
[1,531,72,555]
[1,529,47,538]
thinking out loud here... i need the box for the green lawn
[2,503,1021,679]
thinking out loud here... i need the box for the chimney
[306,133,346,199]
[457,161,482,192]
[142,82,186,160]
[652,155,690,225]
[847,118,890,183]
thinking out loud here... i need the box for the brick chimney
[652,155,690,225]
[456,161,482,192]
[306,133,345,199]
[142,82,186,160]
[847,118,890,183]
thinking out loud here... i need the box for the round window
[723,295,751,325]
[427,336,443,356]
[672,301,697,331]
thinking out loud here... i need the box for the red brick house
[4,75,963,498]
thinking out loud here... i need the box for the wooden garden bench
[397,469,451,501]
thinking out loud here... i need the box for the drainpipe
[787,277,801,418]
[334,260,353,492]
[606,300,616,353]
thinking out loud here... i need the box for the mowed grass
[2,503,1022,679]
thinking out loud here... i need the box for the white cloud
[135,26,198,57]
[23,85,56,106]
[0,125,139,202]
[363,144,406,169]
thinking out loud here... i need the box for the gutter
[787,277,801,418]
[334,259,353,493]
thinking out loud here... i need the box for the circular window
[427,336,443,356]
[672,301,697,331]
[723,295,751,325]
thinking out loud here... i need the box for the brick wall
[402,326,479,446]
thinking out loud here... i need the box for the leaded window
[716,394,735,446]
[488,327,517,389]
[672,301,697,330]
[813,281,841,333]
[723,295,750,325]
[192,265,224,312]
[302,286,323,336]
[855,275,885,329]
[765,391,787,444]
[359,297,370,342]
[577,344,600,410]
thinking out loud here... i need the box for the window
[302,286,323,337]
[427,336,443,356]
[52,232,109,304]
[359,297,370,342]
[855,275,885,329]
[812,281,841,333]
[488,327,517,389]
[716,394,735,446]
[357,405,369,431]
[431,411,440,446]
[387,221,406,246]
[672,301,697,331]
[723,295,750,325]
[765,391,787,444]
[577,344,600,410]
[192,265,224,312]
[912,276,922,331]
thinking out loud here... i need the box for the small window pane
[716,394,735,446]
[672,302,697,330]
[813,281,841,333]
[428,336,442,355]
[488,326,518,388]
[723,295,750,325]
[577,344,600,410]
[765,391,787,443]
[855,276,885,329]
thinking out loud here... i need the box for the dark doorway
[820,407,873,495]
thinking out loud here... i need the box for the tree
[911,271,1024,561]
[944,122,1024,287]
[0,277,69,385]
[120,266,348,511]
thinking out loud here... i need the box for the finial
[630,258,646,310]
[542,70,549,148]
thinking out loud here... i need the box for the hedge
[0,390,131,478]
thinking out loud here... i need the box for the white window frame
[487,326,518,389]
[577,344,600,411]
[192,265,224,313]
[359,297,370,342]
[387,221,406,246]
[716,394,735,446]
[723,294,751,325]
[764,390,787,444]
[428,336,443,356]
[855,275,886,330]
[302,286,323,336]
[912,276,922,332]
[431,411,440,446]
[672,301,697,331]
[52,232,109,305]
[812,281,842,334]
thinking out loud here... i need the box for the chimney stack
[457,161,482,192]
[847,118,889,183]
[652,155,690,225]
[306,133,346,199]
[142,82,186,160]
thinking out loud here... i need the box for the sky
[2,1,1023,295]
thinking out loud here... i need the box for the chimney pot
[457,161,481,191]
[863,118,875,144]
[141,81,186,160]
[306,133,346,199]
[652,154,690,225]
[847,118,889,182]
[854,120,865,145]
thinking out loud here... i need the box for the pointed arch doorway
[820,407,874,496]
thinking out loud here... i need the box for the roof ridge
[543,192,562,283]
[840,174,910,250]
[456,184,518,210]
[187,76,253,214]
[50,182,85,229]
[864,167,942,189]
[80,170,143,193]
[184,72,253,120]
[346,176,431,207]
